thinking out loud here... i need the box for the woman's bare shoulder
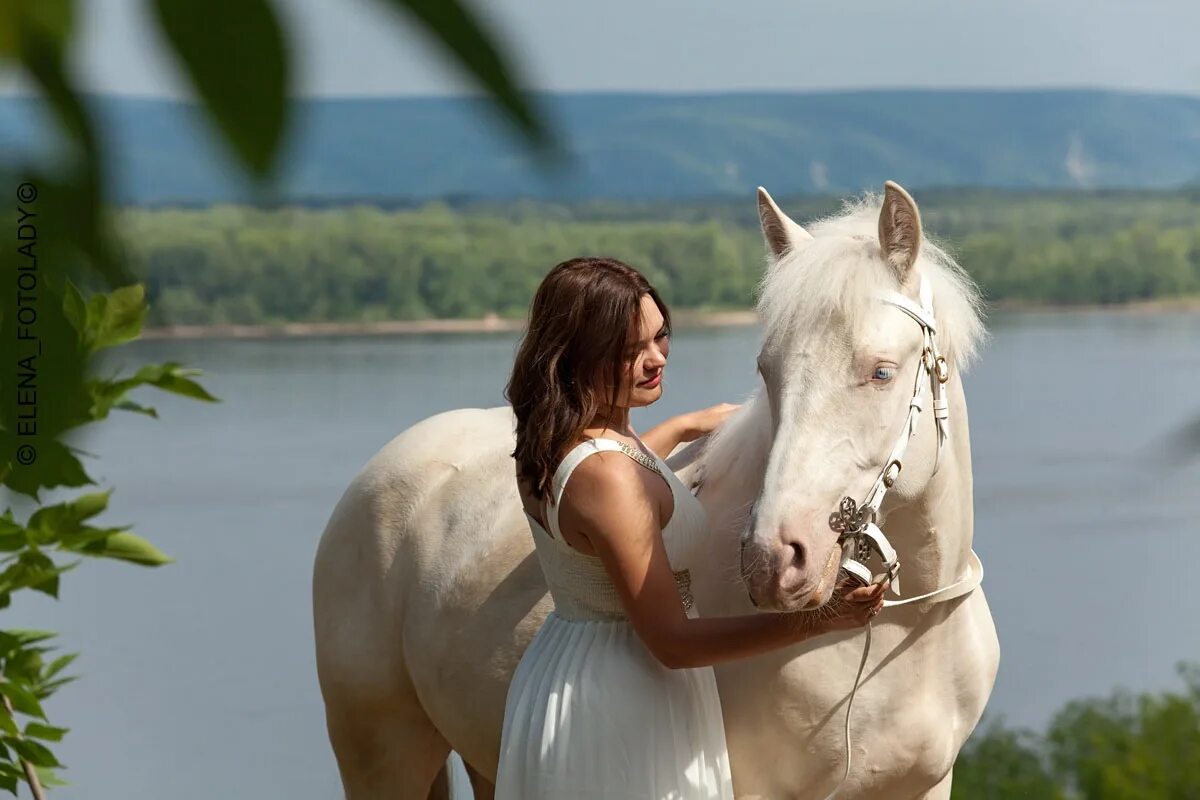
[564,451,658,518]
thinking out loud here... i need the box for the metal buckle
[882,459,902,487]
[935,355,949,384]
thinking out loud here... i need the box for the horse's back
[313,405,513,686]
[313,404,545,784]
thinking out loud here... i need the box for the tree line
[113,190,1200,327]
[951,662,1200,798]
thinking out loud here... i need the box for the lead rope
[821,552,984,799]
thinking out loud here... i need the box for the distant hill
[2,89,1198,204]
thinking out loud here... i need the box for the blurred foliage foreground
[952,662,1200,799]
[0,0,540,791]
[121,190,1200,328]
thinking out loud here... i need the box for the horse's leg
[917,768,954,800]
[466,762,495,800]
[324,691,451,799]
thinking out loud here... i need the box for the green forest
[951,663,1200,799]
[116,189,1200,328]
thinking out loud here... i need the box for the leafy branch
[1,0,543,792]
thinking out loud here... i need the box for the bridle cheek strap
[822,272,983,800]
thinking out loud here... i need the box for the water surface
[8,310,1199,799]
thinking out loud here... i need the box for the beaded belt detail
[673,569,694,611]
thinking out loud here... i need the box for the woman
[497,257,886,799]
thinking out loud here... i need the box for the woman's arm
[560,453,884,670]
[639,416,690,460]
[640,403,741,459]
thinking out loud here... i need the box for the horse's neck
[878,377,974,597]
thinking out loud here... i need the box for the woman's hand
[817,580,888,633]
[678,403,741,441]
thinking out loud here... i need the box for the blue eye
[872,366,895,381]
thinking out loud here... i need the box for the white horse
[312,181,999,799]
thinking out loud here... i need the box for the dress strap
[545,437,665,540]
[546,440,621,540]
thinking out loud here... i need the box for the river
[7,310,1199,799]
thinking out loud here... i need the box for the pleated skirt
[495,610,735,800]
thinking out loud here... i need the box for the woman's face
[613,293,670,409]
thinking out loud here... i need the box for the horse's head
[740,182,984,612]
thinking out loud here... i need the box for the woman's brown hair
[506,256,671,504]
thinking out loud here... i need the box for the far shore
[138,298,1200,341]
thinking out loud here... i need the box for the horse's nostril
[788,541,806,569]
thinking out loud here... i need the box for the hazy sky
[7,0,1200,97]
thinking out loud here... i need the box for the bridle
[685,270,985,798]
[822,271,984,799]
[827,270,951,595]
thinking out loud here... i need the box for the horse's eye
[872,366,895,382]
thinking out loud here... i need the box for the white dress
[496,434,735,800]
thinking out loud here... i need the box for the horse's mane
[757,191,987,372]
[702,190,988,486]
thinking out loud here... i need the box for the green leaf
[0,439,94,501]
[0,682,44,719]
[0,772,15,796]
[376,0,550,150]
[22,723,67,743]
[0,516,24,554]
[141,362,218,402]
[89,362,218,421]
[3,737,61,768]
[84,284,146,353]
[0,714,17,738]
[42,654,76,683]
[33,765,67,788]
[56,524,129,551]
[17,1,75,49]
[26,490,112,544]
[0,0,75,59]
[149,0,289,177]
[0,553,75,599]
[29,572,57,599]
[36,676,76,697]
[0,632,57,649]
[78,531,171,566]
[125,362,218,403]
[113,399,158,418]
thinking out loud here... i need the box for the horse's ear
[878,181,922,278]
[757,186,812,259]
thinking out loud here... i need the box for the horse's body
[313,184,999,799]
